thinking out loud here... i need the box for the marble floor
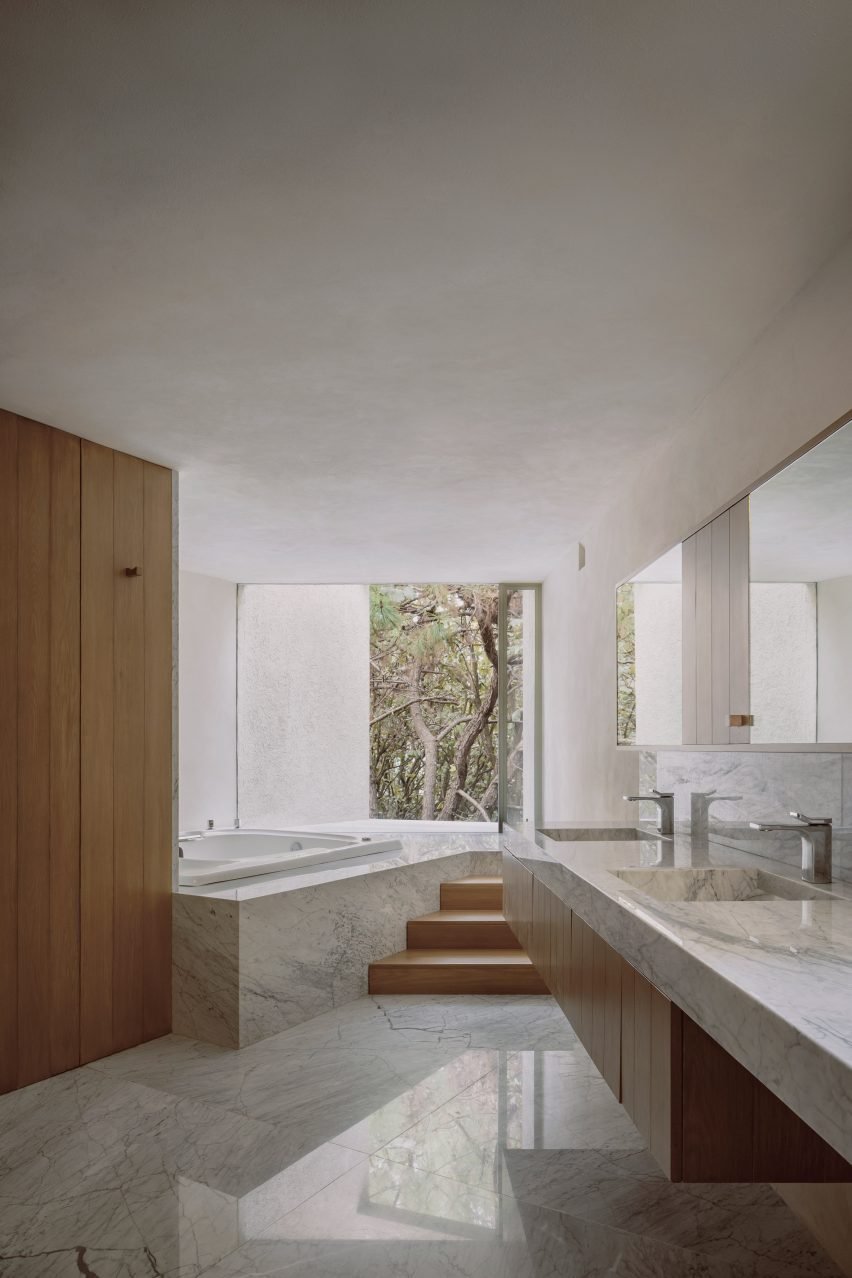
[0,995,842,1277]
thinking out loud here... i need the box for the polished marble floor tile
[193,1158,795,1278]
[0,995,842,1278]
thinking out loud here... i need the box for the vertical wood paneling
[0,412,18,1094]
[4,418,173,1090]
[682,1016,754,1181]
[620,959,635,1118]
[568,908,582,1028]
[681,533,697,744]
[632,969,652,1143]
[16,421,52,1086]
[580,915,595,1054]
[81,441,115,1064]
[49,429,81,1075]
[591,930,607,1071]
[602,942,622,1097]
[649,985,680,1178]
[729,496,751,744]
[694,523,714,744]
[710,510,731,744]
[113,453,146,1051]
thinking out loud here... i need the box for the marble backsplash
[641,750,852,883]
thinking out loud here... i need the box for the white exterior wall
[817,576,852,742]
[542,234,852,821]
[179,570,237,832]
[238,585,370,827]
[750,583,816,743]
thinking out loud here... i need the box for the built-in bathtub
[173,830,502,1047]
[178,828,403,887]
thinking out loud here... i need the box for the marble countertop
[179,832,501,901]
[503,823,852,1165]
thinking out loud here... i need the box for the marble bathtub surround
[0,995,840,1277]
[174,837,502,1047]
[506,824,852,1167]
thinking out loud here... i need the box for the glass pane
[503,587,538,830]
[750,418,852,743]
[617,546,682,745]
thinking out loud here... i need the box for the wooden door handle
[124,566,142,577]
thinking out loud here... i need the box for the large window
[370,585,499,821]
[236,581,539,827]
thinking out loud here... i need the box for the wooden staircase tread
[410,909,508,924]
[445,875,502,886]
[371,948,537,967]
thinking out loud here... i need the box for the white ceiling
[3,2,852,583]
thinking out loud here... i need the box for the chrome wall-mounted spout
[749,813,833,884]
[623,789,674,836]
[690,790,742,842]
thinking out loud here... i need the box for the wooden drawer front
[520,868,852,1187]
[566,913,622,1100]
[530,877,562,993]
[502,851,533,952]
[621,964,682,1180]
[682,1018,852,1183]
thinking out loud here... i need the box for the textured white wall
[238,585,370,827]
[543,234,852,821]
[750,583,816,743]
[179,571,237,831]
[633,583,682,745]
[817,576,852,742]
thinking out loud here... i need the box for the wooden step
[368,949,548,995]
[407,909,521,950]
[440,875,503,911]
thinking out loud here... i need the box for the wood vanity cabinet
[503,851,852,1183]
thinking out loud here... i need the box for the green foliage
[370,584,499,821]
[616,583,637,745]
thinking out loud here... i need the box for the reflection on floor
[0,994,841,1276]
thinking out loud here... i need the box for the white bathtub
[178,828,403,887]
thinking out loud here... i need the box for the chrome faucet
[623,788,674,836]
[748,812,833,884]
[691,790,742,841]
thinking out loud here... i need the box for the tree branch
[370,696,455,727]
[456,788,491,821]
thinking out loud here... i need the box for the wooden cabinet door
[81,442,173,1064]
[682,496,750,745]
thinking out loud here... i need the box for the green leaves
[370,583,499,820]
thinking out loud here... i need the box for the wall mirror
[617,412,852,748]
[616,545,682,746]
[750,418,852,744]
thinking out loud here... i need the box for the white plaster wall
[238,585,370,827]
[750,583,816,743]
[179,571,237,831]
[633,582,682,745]
[543,233,852,821]
[817,576,852,742]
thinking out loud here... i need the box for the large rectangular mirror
[616,545,682,746]
[750,417,852,744]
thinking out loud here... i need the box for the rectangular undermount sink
[540,826,657,842]
[614,866,829,903]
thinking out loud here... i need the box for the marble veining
[174,839,500,1048]
[649,749,852,882]
[0,995,840,1277]
[507,823,852,1164]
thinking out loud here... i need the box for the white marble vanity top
[503,824,852,1165]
